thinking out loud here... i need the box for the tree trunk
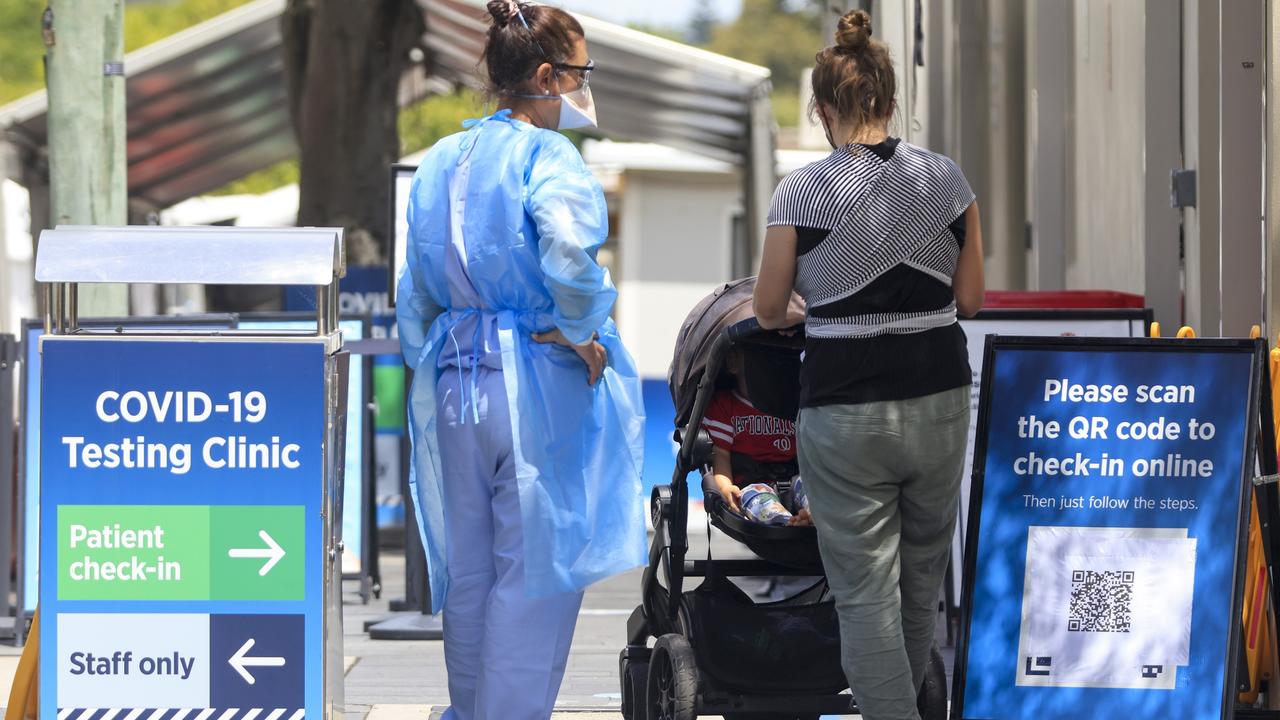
[282,0,424,266]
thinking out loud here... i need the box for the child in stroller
[702,348,812,526]
[619,278,948,720]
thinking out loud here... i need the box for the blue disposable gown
[397,110,648,611]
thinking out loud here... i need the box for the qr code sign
[1067,570,1133,633]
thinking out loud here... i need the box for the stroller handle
[727,317,763,341]
[726,317,805,343]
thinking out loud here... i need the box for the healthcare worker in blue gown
[396,2,647,718]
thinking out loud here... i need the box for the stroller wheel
[647,633,698,720]
[916,643,949,720]
[620,649,649,720]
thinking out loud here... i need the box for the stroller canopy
[667,277,805,428]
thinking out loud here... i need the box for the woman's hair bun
[834,9,872,54]
[486,0,514,28]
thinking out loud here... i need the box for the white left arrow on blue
[228,638,286,685]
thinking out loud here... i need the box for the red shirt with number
[701,390,796,484]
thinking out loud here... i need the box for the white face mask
[557,84,597,131]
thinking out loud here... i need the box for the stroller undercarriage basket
[682,578,847,695]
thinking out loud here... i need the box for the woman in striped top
[753,9,984,720]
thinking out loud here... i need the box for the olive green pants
[797,386,969,720]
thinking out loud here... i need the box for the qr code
[1067,570,1133,633]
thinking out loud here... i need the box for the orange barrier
[1169,326,1275,705]
[1250,335,1280,707]
[1242,497,1274,705]
[5,606,38,720]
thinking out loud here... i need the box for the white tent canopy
[0,0,776,250]
[421,0,772,164]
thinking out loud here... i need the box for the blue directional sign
[956,337,1261,720]
[20,317,237,615]
[40,338,328,718]
[210,615,305,707]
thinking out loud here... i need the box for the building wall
[0,177,34,336]
[1067,0,1146,294]
[954,0,1028,292]
[614,169,741,379]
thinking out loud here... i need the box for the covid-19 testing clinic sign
[40,338,328,718]
[955,337,1264,720]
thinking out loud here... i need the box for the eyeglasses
[553,60,596,85]
[511,7,596,87]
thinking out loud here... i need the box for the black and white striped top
[768,138,975,407]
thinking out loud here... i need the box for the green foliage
[644,0,821,129]
[706,0,822,105]
[0,1,48,105]
[398,89,487,155]
[395,89,587,157]
[124,0,252,52]
[208,158,299,196]
[0,0,253,106]
[772,87,802,129]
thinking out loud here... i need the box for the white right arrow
[228,530,286,576]
[228,638,286,685]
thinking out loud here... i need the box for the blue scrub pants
[437,366,584,720]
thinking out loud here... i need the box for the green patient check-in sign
[57,505,305,601]
[40,339,328,717]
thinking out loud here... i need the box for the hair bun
[835,9,872,54]
[486,0,513,28]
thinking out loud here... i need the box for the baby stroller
[618,278,949,720]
